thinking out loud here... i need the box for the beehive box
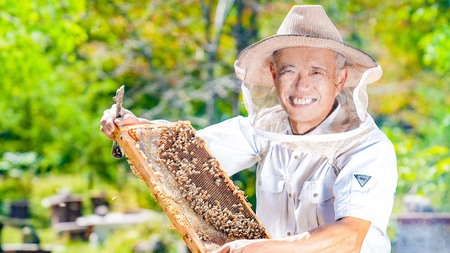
[114,121,270,252]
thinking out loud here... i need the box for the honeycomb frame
[114,121,270,252]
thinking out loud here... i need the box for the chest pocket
[259,173,285,193]
[256,173,285,225]
[298,179,335,227]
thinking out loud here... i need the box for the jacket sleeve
[197,116,261,176]
[333,127,398,235]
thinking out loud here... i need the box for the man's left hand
[212,239,269,253]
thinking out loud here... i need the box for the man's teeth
[292,98,314,105]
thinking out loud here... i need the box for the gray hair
[270,49,347,76]
[334,52,347,75]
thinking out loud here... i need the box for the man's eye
[312,71,321,75]
[280,70,293,75]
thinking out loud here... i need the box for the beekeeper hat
[234,5,382,88]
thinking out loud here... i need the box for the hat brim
[235,34,381,88]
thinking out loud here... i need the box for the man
[101,5,397,252]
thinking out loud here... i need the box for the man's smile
[289,96,317,106]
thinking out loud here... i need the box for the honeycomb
[115,121,270,252]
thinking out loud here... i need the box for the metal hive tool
[114,122,271,252]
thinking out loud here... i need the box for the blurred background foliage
[0,0,449,251]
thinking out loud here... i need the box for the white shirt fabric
[198,114,397,252]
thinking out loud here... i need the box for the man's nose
[294,75,311,91]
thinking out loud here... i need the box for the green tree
[0,0,448,213]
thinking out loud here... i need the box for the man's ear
[270,63,278,88]
[335,67,348,94]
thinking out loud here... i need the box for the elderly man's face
[270,47,347,135]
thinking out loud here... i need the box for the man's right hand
[100,104,143,141]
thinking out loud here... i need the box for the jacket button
[313,193,318,198]
[287,232,291,236]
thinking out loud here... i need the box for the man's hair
[270,49,347,76]
[271,49,281,69]
[334,52,347,75]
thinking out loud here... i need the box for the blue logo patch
[354,174,371,187]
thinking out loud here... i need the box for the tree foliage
[0,0,449,212]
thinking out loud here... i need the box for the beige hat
[234,5,382,88]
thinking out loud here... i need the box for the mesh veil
[236,47,382,161]
[232,6,383,161]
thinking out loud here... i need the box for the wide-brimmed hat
[234,5,382,88]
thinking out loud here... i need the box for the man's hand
[100,105,170,140]
[212,216,370,253]
[212,234,310,253]
[213,239,271,253]
[100,105,147,140]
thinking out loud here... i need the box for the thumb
[114,114,139,127]
[213,244,230,253]
[114,118,125,127]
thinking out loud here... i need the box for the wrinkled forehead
[272,46,336,67]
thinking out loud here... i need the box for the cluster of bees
[154,122,265,240]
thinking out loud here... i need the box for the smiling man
[270,47,347,135]
[101,5,397,253]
